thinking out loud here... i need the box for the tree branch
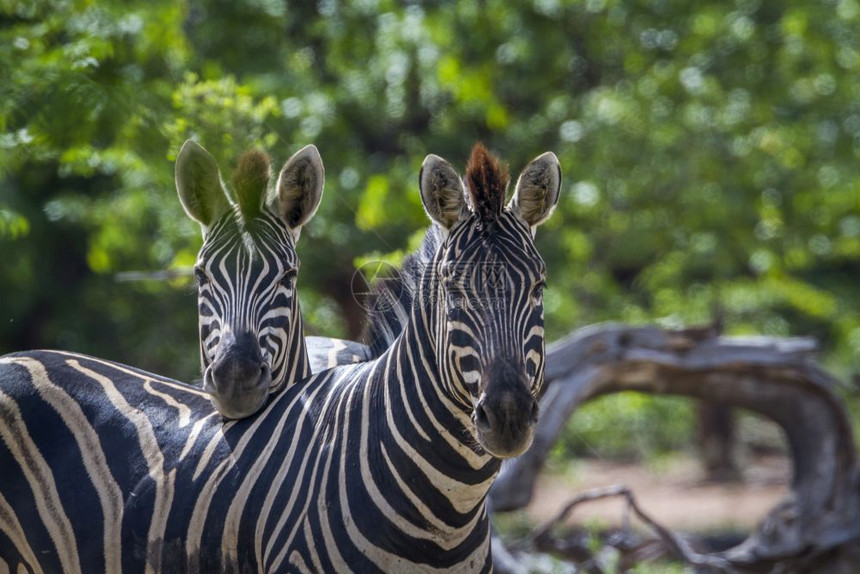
[531,485,732,572]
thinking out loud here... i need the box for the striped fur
[193,206,309,417]
[177,141,324,419]
[304,336,372,373]
[0,146,561,572]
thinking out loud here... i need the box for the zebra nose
[204,331,272,419]
[474,391,538,434]
[473,379,539,459]
[211,353,266,390]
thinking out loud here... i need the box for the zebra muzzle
[204,331,272,419]
[472,360,539,458]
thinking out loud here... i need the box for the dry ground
[525,454,790,534]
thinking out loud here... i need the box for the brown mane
[232,149,271,218]
[465,143,509,223]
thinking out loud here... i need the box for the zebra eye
[279,270,297,288]
[194,267,209,287]
[531,283,544,306]
[446,291,467,312]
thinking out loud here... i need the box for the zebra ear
[508,151,562,230]
[175,140,231,231]
[271,144,324,242]
[419,154,466,231]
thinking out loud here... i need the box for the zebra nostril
[253,362,271,386]
[529,400,539,424]
[474,403,492,432]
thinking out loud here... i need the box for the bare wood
[531,484,731,571]
[490,323,860,571]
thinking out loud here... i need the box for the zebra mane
[231,149,271,219]
[466,143,509,224]
[363,225,442,358]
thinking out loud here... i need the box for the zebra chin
[475,423,536,459]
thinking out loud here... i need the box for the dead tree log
[490,323,860,572]
[697,402,740,482]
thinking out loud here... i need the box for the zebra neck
[376,306,502,522]
[272,308,311,392]
[289,312,312,383]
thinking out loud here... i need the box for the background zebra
[0,144,561,572]
[180,140,369,398]
[177,140,324,418]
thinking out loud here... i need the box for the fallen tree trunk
[490,323,860,572]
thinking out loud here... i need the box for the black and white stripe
[0,145,561,572]
[176,140,324,419]
[194,208,307,409]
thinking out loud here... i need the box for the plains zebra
[0,140,324,423]
[179,141,365,401]
[0,144,561,572]
[179,140,324,418]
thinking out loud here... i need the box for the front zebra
[0,144,561,572]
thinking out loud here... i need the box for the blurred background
[2,0,860,561]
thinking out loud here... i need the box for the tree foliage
[2,0,859,386]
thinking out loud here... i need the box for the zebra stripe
[66,359,175,574]
[0,386,81,574]
[6,357,123,572]
[0,491,42,574]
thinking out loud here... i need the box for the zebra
[305,336,371,373]
[179,140,368,403]
[6,140,325,424]
[177,139,325,418]
[0,143,561,572]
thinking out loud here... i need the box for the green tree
[2,0,860,389]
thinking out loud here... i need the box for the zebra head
[175,140,324,419]
[419,144,561,458]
